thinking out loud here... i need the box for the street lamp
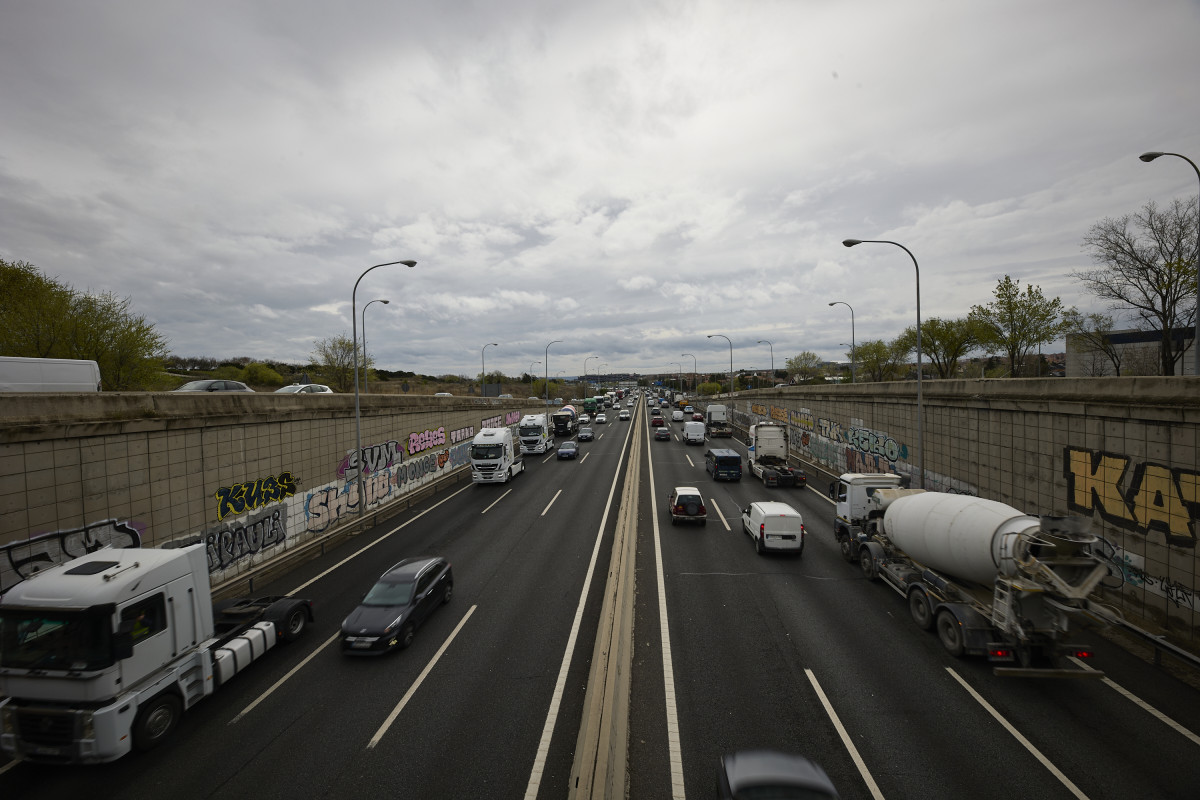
[1140,151,1200,376]
[584,356,597,393]
[353,260,416,518]
[756,340,773,388]
[669,362,681,395]
[529,361,540,396]
[481,342,499,398]
[843,238,923,488]
[828,302,856,384]
[361,298,390,394]
[707,334,733,396]
[681,353,697,393]
[544,340,562,405]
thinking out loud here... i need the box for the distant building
[1066,327,1196,377]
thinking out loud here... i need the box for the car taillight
[759,523,765,538]
[699,504,705,514]
[800,524,806,539]
[1065,647,1095,660]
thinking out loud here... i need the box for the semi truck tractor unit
[835,475,1111,676]
[748,423,804,487]
[518,414,553,454]
[470,427,524,483]
[0,544,312,763]
[705,405,732,437]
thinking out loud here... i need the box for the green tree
[312,334,358,392]
[0,259,169,389]
[696,381,722,396]
[914,317,983,379]
[1076,196,1198,376]
[854,338,913,382]
[785,351,823,383]
[969,276,1064,377]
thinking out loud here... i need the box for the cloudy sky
[3,0,1198,380]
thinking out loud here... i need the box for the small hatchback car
[341,557,453,654]
[718,750,839,799]
[668,487,707,526]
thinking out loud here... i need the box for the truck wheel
[282,604,308,642]
[859,548,878,580]
[936,610,965,657]
[838,535,856,563]
[909,590,934,630]
[133,693,182,752]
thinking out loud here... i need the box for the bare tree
[969,276,1064,377]
[1076,196,1198,375]
[1062,309,1123,376]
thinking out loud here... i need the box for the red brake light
[988,645,1014,660]
[1067,648,1095,659]
[759,523,765,537]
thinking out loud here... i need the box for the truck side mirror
[828,482,836,499]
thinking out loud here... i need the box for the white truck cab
[518,414,553,454]
[470,427,524,484]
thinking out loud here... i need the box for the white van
[470,427,525,484]
[0,357,101,392]
[740,501,805,556]
[682,420,706,445]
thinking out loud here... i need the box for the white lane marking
[367,605,477,748]
[542,489,562,516]
[1068,656,1200,746]
[0,760,17,776]
[229,631,341,724]
[684,453,695,467]
[288,484,472,595]
[805,669,885,800]
[708,498,730,531]
[580,451,590,464]
[647,432,687,798]
[946,667,1090,799]
[523,412,636,799]
[482,488,514,515]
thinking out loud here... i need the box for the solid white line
[482,488,514,515]
[367,605,477,748]
[805,669,885,800]
[685,453,695,467]
[288,484,473,595]
[708,498,730,531]
[229,631,341,724]
[1068,656,1200,746]
[946,667,1090,799]
[523,414,636,799]
[542,489,562,516]
[580,452,590,463]
[647,431,687,798]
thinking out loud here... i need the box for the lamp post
[682,353,697,393]
[756,340,773,388]
[361,298,390,394]
[1140,151,1200,376]
[843,239,923,488]
[353,260,416,517]
[584,356,597,394]
[669,362,681,395]
[529,361,540,396]
[481,342,498,398]
[828,301,856,383]
[544,340,562,405]
[707,333,733,396]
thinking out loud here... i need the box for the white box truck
[0,356,101,392]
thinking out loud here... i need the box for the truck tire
[936,610,966,657]
[838,533,856,563]
[133,693,182,752]
[281,604,308,642]
[909,589,934,630]
[859,547,878,580]
[265,599,310,643]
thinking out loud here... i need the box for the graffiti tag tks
[215,472,298,521]
[1064,447,1199,547]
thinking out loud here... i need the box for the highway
[3,395,1200,798]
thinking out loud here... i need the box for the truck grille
[16,707,78,746]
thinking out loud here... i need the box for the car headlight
[383,615,404,634]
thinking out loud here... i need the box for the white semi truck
[0,543,312,763]
[704,404,732,437]
[470,427,524,483]
[518,413,554,454]
[833,473,1111,675]
[748,423,804,488]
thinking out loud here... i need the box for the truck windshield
[0,608,114,671]
[519,425,543,437]
[471,444,504,460]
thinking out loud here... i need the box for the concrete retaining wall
[1,380,1196,652]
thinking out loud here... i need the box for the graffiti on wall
[1093,537,1196,612]
[481,411,522,429]
[215,472,298,521]
[205,506,289,572]
[1064,446,1198,548]
[0,518,143,592]
[339,440,403,480]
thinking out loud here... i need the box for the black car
[341,557,453,654]
[654,427,672,441]
[557,441,579,459]
[577,427,595,442]
[173,379,254,392]
[718,750,839,799]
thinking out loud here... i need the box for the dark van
[705,448,743,481]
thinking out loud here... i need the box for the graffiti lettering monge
[0,518,142,592]
[1064,446,1198,548]
[215,472,298,521]
[206,507,287,572]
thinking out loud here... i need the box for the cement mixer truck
[551,405,578,437]
[833,473,1110,676]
